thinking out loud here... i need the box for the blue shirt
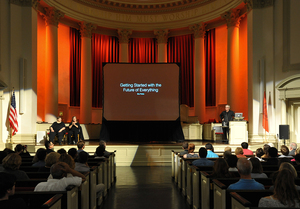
[206,150,219,158]
[227,179,265,190]
[192,158,214,167]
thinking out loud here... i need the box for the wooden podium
[229,121,248,144]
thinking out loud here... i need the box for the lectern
[229,121,248,144]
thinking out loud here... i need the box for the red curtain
[129,38,157,63]
[168,34,194,107]
[92,34,119,108]
[69,28,81,106]
[205,29,216,106]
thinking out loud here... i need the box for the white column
[117,29,132,62]
[43,7,64,122]
[281,99,287,124]
[79,22,97,124]
[189,23,207,123]
[154,29,169,62]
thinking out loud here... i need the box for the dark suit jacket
[220,110,235,125]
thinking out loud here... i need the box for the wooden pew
[19,166,40,172]
[89,166,98,209]
[78,172,90,209]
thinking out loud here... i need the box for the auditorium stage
[26,140,266,166]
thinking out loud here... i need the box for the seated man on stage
[49,116,66,145]
[68,116,81,145]
[220,105,234,143]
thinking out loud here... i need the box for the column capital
[79,21,97,38]
[117,29,132,43]
[10,0,40,10]
[43,7,64,27]
[189,22,207,39]
[221,8,242,28]
[154,29,169,44]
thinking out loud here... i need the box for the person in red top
[241,142,253,155]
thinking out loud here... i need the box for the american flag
[9,90,18,135]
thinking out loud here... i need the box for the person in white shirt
[34,162,86,191]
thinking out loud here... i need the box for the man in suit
[220,105,235,143]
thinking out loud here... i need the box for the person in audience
[179,142,189,156]
[95,145,106,158]
[254,148,265,162]
[14,144,30,157]
[249,157,268,178]
[209,158,232,178]
[224,146,232,153]
[227,158,265,190]
[294,154,300,171]
[32,148,47,167]
[34,162,85,191]
[3,148,14,155]
[45,140,54,154]
[49,116,66,145]
[235,147,246,158]
[38,152,60,172]
[58,153,75,169]
[241,142,253,155]
[227,155,238,172]
[279,162,298,178]
[265,147,279,165]
[0,172,27,209]
[223,150,232,161]
[99,140,111,157]
[68,116,81,144]
[205,143,218,158]
[259,169,300,207]
[57,148,67,155]
[279,145,293,158]
[192,147,214,166]
[261,144,270,158]
[289,142,297,156]
[68,148,78,160]
[77,141,86,153]
[75,151,90,173]
[0,153,29,180]
[183,143,198,158]
[0,151,7,164]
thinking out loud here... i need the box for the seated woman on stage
[68,116,81,145]
[49,116,66,145]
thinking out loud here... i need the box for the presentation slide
[103,63,180,121]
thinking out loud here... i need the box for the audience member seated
[95,145,106,159]
[45,140,54,154]
[241,142,253,155]
[49,116,66,145]
[192,148,214,166]
[0,151,7,165]
[0,172,27,209]
[209,158,232,178]
[179,142,189,156]
[57,148,67,155]
[249,158,268,178]
[224,146,232,153]
[227,158,265,190]
[68,116,81,144]
[68,148,78,160]
[32,148,47,167]
[227,155,238,172]
[38,152,60,172]
[3,148,14,155]
[253,148,265,162]
[294,154,300,171]
[261,144,270,158]
[205,143,218,158]
[264,147,279,165]
[223,150,232,161]
[183,143,198,158]
[235,147,246,158]
[99,140,111,157]
[259,169,300,207]
[279,145,293,158]
[58,154,75,169]
[0,153,29,180]
[289,142,297,156]
[77,141,86,154]
[14,144,30,157]
[34,162,85,191]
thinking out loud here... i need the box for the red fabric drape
[168,34,194,107]
[205,29,216,106]
[69,28,81,106]
[92,34,119,108]
[129,38,157,63]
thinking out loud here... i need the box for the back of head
[280,145,289,156]
[255,148,264,158]
[57,148,67,155]
[3,148,14,154]
[78,151,89,164]
[50,163,65,179]
[205,143,213,151]
[0,151,8,164]
[224,147,232,152]
[36,148,47,161]
[77,141,85,150]
[2,153,22,170]
[68,148,78,160]
[213,158,229,177]
[99,140,106,148]
[0,172,16,198]
[290,142,297,150]
[263,144,270,155]
[188,143,195,153]
[268,147,278,158]
[237,158,252,176]
[235,147,244,155]
[249,157,263,173]
[199,147,207,158]
[279,162,297,178]
[182,142,189,150]
[58,154,75,169]
[45,152,60,167]
[227,155,238,168]
[96,145,105,157]
[14,144,23,153]
[241,142,248,149]
[223,151,232,161]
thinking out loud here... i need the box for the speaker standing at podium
[220,105,235,143]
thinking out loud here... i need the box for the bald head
[237,158,252,176]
